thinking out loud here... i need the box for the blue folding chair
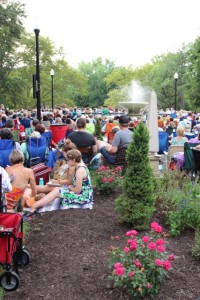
[0,139,15,168]
[158,132,169,154]
[26,136,48,167]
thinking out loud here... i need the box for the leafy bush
[115,122,155,229]
[94,165,122,194]
[108,222,175,298]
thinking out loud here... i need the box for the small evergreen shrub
[115,122,155,229]
[94,118,103,140]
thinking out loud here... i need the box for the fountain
[118,81,149,116]
[118,81,160,175]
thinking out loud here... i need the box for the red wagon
[0,213,30,291]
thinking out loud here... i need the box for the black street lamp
[50,69,55,110]
[174,72,178,111]
[34,28,41,121]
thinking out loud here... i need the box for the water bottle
[39,178,44,185]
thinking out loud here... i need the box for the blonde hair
[176,126,185,137]
[9,149,24,165]
[62,139,77,153]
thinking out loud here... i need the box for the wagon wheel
[0,271,20,292]
[19,249,30,266]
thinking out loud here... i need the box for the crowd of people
[0,104,199,217]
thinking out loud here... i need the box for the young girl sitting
[25,149,93,216]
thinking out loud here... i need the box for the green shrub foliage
[115,122,155,229]
[94,118,103,140]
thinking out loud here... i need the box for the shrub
[94,165,122,194]
[115,122,155,229]
[94,117,103,140]
[108,222,175,298]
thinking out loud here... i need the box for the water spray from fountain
[118,80,150,116]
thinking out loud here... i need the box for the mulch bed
[3,190,200,300]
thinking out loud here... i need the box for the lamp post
[50,69,54,110]
[174,72,178,111]
[34,28,41,121]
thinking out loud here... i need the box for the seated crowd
[0,105,199,217]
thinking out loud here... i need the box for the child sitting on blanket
[24,149,93,217]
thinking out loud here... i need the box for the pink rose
[150,222,162,233]
[126,230,138,237]
[157,245,166,252]
[128,271,134,277]
[115,267,125,276]
[108,177,115,182]
[148,242,156,250]
[115,166,122,172]
[146,283,151,289]
[168,254,175,261]
[102,177,107,183]
[115,236,119,241]
[156,239,165,245]
[127,239,137,244]
[155,259,163,266]
[98,166,106,171]
[134,260,142,268]
[130,241,137,251]
[142,236,150,243]
[114,262,123,269]
[163,260,171,270]
[124,247,130,253]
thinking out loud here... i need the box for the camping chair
[192,148,200,181]
[158,132,169,154]
[114,147,127,174]
[25,136,49,167]
[0,139,15,168]
[49,125,68,146]
[183,142,200,177]
[77,147,93,166]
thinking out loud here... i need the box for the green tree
[115,122,155,229]
[0,0,26,104]
[78,57,115,107]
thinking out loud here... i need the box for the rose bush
[108,222,175,298]
[94,165,122,194]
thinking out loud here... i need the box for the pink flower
[157,245,166,252]
[102,177,107,183]
[115,236,119,241]
[134,260,142,268]
[146,283,151,289]
[108,177,115,182]
[154,225,162,233]
[150,221,159,229]
[127,239,137,244]
[142,236,150,243]
[115,166,122,172]
[168,254,175,261]
[147,242,156,250]
[163,260,171,270]
[126,230,138,237]
[128,271,134,277]
[124,247,130,253]
[114,262,123,269]
[115,267,125,276]
[98,166,106,171]
[150,222,162,233]
[156,239,165,245]
[130,241,137,251]
[155,259,163,266]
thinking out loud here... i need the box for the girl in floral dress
[25,149,93,216]
[60,149,93,209]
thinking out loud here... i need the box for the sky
[20,0,200,69]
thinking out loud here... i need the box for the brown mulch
[3,190,200,300]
